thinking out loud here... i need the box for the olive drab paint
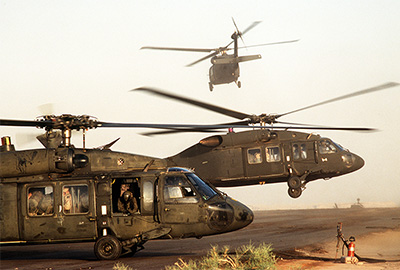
[0,138,253,260]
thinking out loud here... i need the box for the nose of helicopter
[206,197,253,234]
[225,197,254,231]
[352,153,365,172]
[342,152,364,173]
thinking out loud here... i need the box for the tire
[94,235,122,260]
[288,176,301,189]
[288,187,302,199]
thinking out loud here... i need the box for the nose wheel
[209,82,214,91]
[236,80,241,88]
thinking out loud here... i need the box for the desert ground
[1,207,399,270]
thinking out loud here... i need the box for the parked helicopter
[133,82,399,198]
[141,19,298,91]
[0,116,254,260]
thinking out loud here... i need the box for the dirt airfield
[1,207,399,270]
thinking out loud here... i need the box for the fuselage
[167,129,364,188]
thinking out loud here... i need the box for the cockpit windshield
[186,173,218,200]
[331,140,346,151]
[318,139,338,154]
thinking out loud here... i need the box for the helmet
[349,236,356,242]
[123,191,133,202]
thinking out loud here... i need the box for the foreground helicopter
[0,116,254,260]
[134,82,399,198]
[141,19,298,91]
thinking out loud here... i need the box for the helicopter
[0,115,254,260]
[141,19,298,91]
[133,82,399,198]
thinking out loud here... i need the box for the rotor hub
[37,114,98,132]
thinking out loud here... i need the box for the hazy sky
[1,0,399,209]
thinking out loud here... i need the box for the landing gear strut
[287,175,308,199]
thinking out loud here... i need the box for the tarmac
[1,207,399,269]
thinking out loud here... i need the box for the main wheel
[288,187,302,199]
[288,176,301,189]
[94,235,122,260]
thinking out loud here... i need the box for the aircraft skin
[0,143,253,260]
[166,129,365,189]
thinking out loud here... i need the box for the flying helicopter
[141,19,298,91]
[0,116,254,260]
[133,82,399,199]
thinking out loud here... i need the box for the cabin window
[142,181,154,213]
[62,185,89,214]
[28,186,54,216]
[164,175,199,203]
[247,148,262,164]
[293,144,308,160]
[293,144,300,160]
[318,139,337,154]
[266,146,281,162]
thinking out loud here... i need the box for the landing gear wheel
[288,176,301,189]
[288,187,302,199]
[94,235,122,260]
[209,82,214,91]
[237,81,241,88]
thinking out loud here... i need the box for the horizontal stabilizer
[237,54,262,63]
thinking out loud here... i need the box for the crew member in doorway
[118,184,139,214]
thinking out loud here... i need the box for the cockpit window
[332,141,345,151]
[164,175,198,203]
[186,173,217,201]
[318,139,337,154]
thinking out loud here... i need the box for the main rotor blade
[186,51,219,67]
[241,21,262,36]
[237,39,299,49]
[140,125,377,135]
[141,128,221,136]
[1,117,376,137]
[133,87,251,120]
[141,46,215,53]
[277,82,400,119]
[0,119,51,128]
[271,126,377,132]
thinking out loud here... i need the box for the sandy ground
[277,229,400,269]
[1,207,399,269]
